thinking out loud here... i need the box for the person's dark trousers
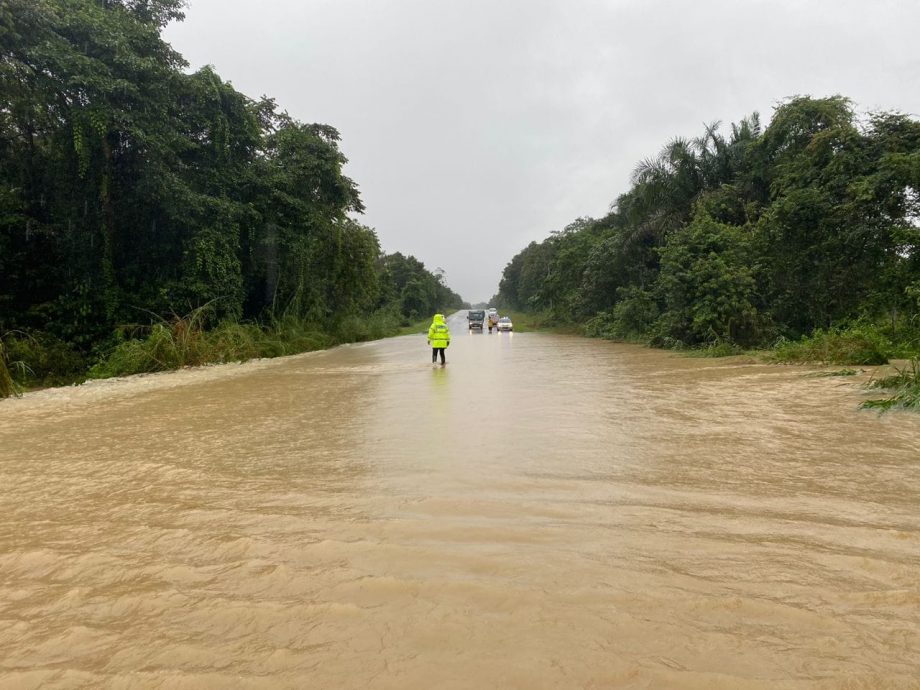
[432,348,446,364]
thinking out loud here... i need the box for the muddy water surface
[2,313,919,689]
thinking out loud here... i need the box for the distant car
[497,316,513,331]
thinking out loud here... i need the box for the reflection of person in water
[427,313,451,365]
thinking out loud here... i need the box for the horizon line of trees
[0,0,463,363]
[495,95,920,348]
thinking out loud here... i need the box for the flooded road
[2,312,919,689]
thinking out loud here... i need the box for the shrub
[1,333,86,388]
[206,322,264,362]
[612,287,659,338]
[770,323,893,365]
[89,307,212,378]
[684,341,747,358]
[88,306,395,380]
[331,309,401,343]
[655,214,759,346]
[584,311,617,339]
[584,288,658,342]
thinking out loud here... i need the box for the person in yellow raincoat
[427,313,451,365]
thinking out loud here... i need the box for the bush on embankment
[0,305,450,398]
[518,305,920,366]
[768,324,897,365]
[87,308,409,380]
[0,332,90,396]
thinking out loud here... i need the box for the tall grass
[332,309,402,343]
[88,307,406,380]
[861,359,920,412]
[769,325,893,365]
[89,306,212,378]
[682,341,749,358]
[1,332,86,388]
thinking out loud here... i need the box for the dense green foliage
[497,97,920,359]
[0,0,462,393]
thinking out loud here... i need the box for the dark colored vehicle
[467,310,485,330]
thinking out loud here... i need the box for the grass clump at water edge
[90,306,218,378]
[805,368,862,378]
[681,341,753,358]
[3,305,425,391]
[0,332,80,397]
[861,359,920,412]
[89,317,326,379]
[87,307,411,380]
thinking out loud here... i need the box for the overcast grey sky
[164,0,920,303]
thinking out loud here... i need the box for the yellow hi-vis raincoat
[427,314,451,348]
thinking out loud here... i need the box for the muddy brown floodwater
[1,312,920,689]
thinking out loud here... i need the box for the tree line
[0,0,463,388]
[496,97,920,354]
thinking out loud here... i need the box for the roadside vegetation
[86,306,425,380]
[487,310,579,334]
[0,1,463,397]
[494,96,920,411]
[862,360,920,411]
[767,324,896,365]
